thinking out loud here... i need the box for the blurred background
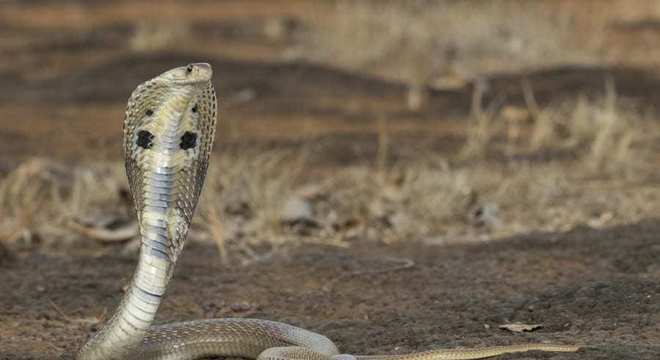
[1,0,660,256]
[1,1,660,359]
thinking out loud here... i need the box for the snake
[76,63,580,360]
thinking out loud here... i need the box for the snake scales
[76,64,580,359]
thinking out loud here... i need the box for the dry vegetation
[302,0,602,106]
[1,0,659,263]
[0,92,657,262]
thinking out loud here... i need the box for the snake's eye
[145,109,153,116]
[191,104,198,113]
[180,131,197,150]
[137,130,154,149]
[186,65,193,73]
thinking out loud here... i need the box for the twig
[376,114,390,178]
[521,78,540,121]
[48,298,73,322]
[67,220,137,243]
[206,206,228,263]
[49,298,103,326]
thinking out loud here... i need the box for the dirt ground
[1,220,658,359]
[1,1,660,359]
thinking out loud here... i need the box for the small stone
[471,203,501,229]
[230,302,252,312]
[280,197,315,225]
[587,211,614,228]
[499,323,542,332]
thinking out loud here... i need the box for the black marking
[186,64,193,73]
[136,130,154,149]
[180,131,197,150]
[145,109,153,116]
[116,320,136,337]
[191,104,198,113]
[150,247,170,260]
[137,287,162,298]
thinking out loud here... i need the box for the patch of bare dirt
[2,52,660,166]
[1,221,658,359]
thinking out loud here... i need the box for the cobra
[77,63,580,360]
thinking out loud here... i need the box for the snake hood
[78,63,217,360]
[124,63,217,264]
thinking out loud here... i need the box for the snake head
[157,62,213,86]
[123,63,217,264]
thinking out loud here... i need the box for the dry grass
[303,0,598,89]
[460,79,502,159]
[524,82,647,174]
[0,159,127,248]
[197,150,307,261]
[376,114,390,177]
[0,108,656,260]
[0,91,654,259]
[454,78,650,180]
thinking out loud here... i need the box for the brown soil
[1,221,659,359]
[2,52,660,166]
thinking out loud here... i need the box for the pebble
[230,302,252,312]
[280,196,314,224]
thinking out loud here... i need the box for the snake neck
[79,68,212,360]
[78,111,188,359]
[77,243,173,360]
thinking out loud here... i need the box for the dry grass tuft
[197,150,307,262]
[0,159,126,248]
[526,84,646,174]
[460,79,502,159]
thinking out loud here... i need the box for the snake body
[77,64,579,359]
